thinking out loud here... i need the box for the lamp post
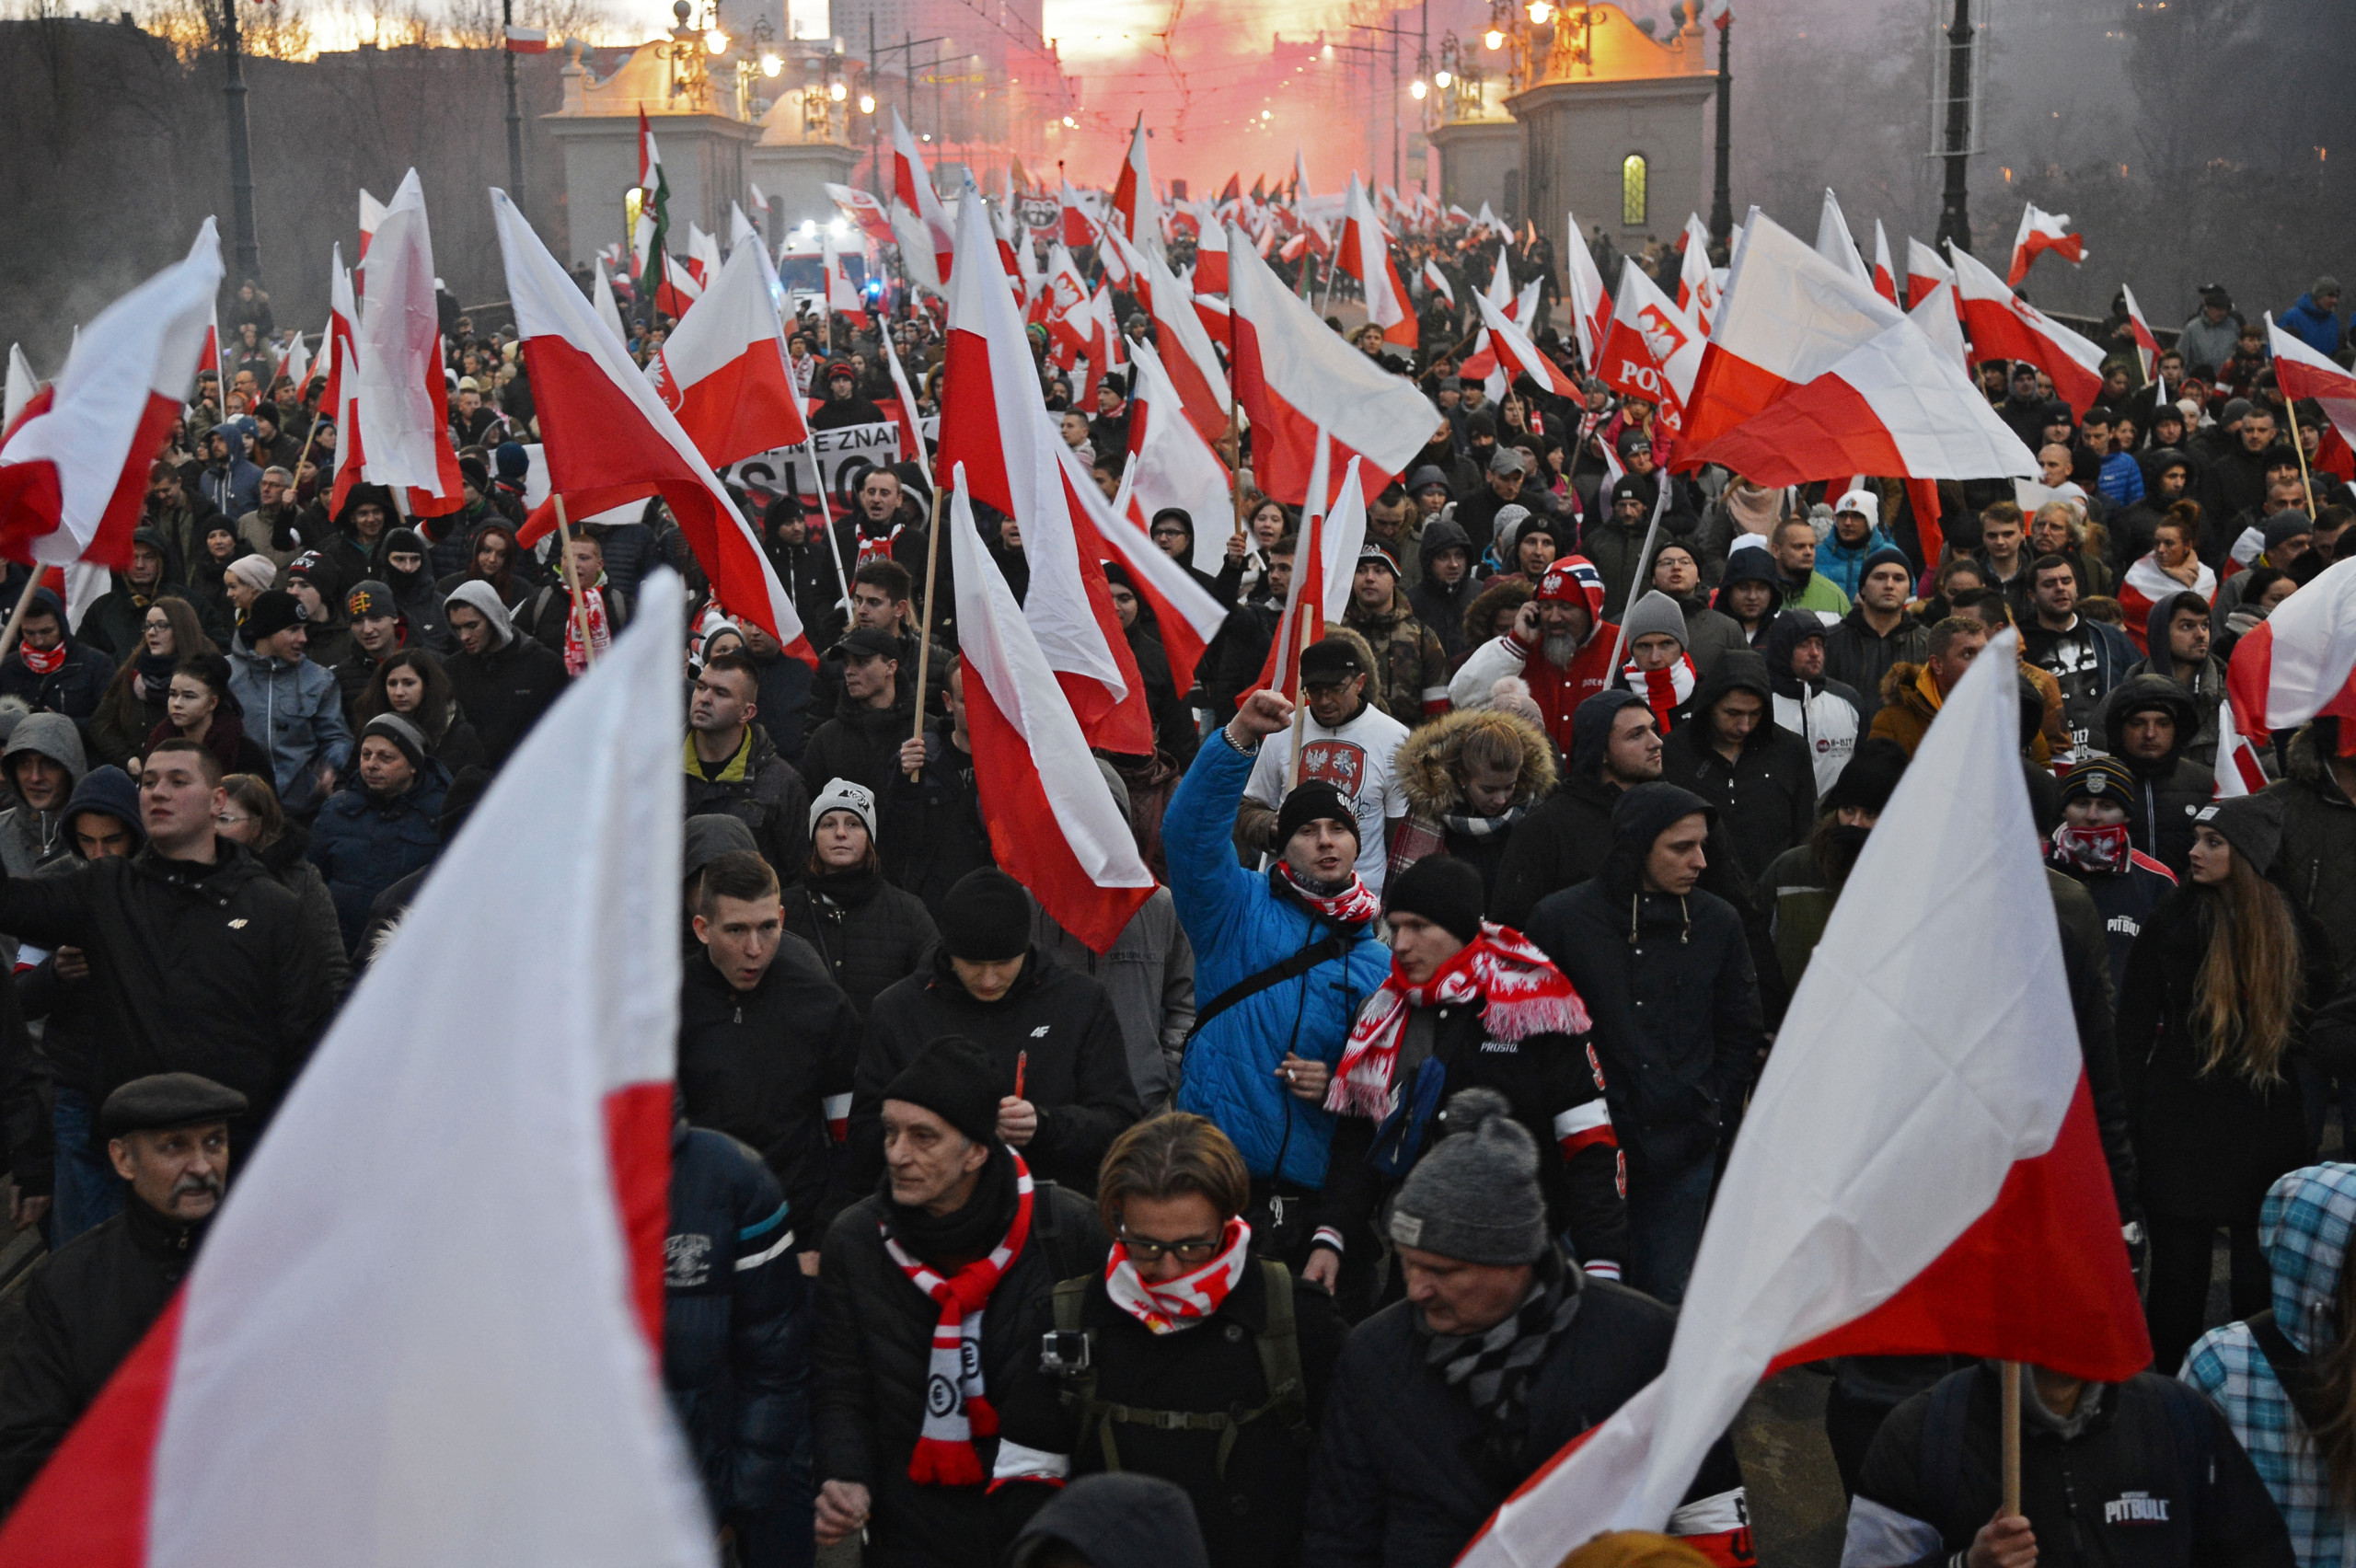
[502,0,525,210]
[1934,0,1976,252]
[219,0,260,281]
[1708,8,1731,245]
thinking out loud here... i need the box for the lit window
[1621,153,1647,226]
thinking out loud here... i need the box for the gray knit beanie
[1619,589,1688,653]
[1388,1089,1549,1265]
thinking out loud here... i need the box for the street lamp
[1435,68,1451,86]
[1527,2,1552,24]
[860,92,876,112]
[829,78,847,99]
[1484,28,1505,48]
[704,28,728,53]
[760,52,781,75]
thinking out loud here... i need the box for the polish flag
[823,232,869,326]
[0,220,219,571]
[278,329,310,394]
[1141,245,1230,447]
[1562,211,1615,367]
[1813,189,1876,292]
[1080,284,1126,410]
[1678,213,2035,485]
[2007,203,2085,287]
[0,589,714,1568]
[1191,289,1230,349]
[2116,554,2215,656]
[654,253,703,321]
[686,223,723,288]
[1078,432,1227,698]
[1099,224,1146,300]
[502,23,549,51]
[2217,555,2356,800]
[1910,279,1969,378]
[1870,219,1898,305]
[354,169,464,514]
[2267,314,2356,452]
[1340,174,1415,348]
[325,250,365,514]
[937,180,1152,755]
[1421,258,1453,306]
[1594,257,1704,432]
[357,188,385,262]
[1109,114,1157,247]
[947,467,1155,951]
[2,345,39,440]
[1223,222,1434,507]
[1472,290,1579,399]
[592,255,628,348]
[1947,241,2106,415]
[824,182,896,248]
[1677,213,1719,327]
[1043,245,1093,369]
[493,189,814,663]
[1193,215,1230,295]
[1453,632,2149,1568]
[645,238,809,468]
[888,108,954,294]
[1904,236,1953,310]
[2121,283,2162,379]
[1456,245,1515,391]
[1114,338,1237,589]
[1249,438,1366,701]
[1059,178,1096,251]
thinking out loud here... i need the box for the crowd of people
[0,225,2350,1568]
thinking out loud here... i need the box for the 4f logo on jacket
[2102,1492,2171,1525]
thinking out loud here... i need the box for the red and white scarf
[17,642,64,676]
[1273,861,1382,927]
[1103,1217,1253,1334]
[1328,924,1591,1119]
[1623,653,1696,732]
[857,524,906,567]
[881,1154,1035,1486]
[561,582,614,677]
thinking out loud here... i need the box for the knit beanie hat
[2265,511,2315,548]
[1386,856,1485,943]
[2059,755,2138,809]
[1276,780,1359,852]
[225,556,277,594]
[1619,590,1688,652]
[1388,1088,1549,1265]
[361,713,429,774]
[881,1035,1002,1147]
[938,869,1032,962]
[1822,738,1911,818]
[2194,792,2286,871]
[242,590,303,644]
[809,777,879,840]
[1860,546,1913,583]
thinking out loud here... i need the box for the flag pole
[1283,597,1313,790]
[289,410,324,504]
[1601,470,1675,675]
[907,478,946,778]
[2282,391,2320,519]
[2000,1360,2023,1518]
[552,494,598,669]
[0,569,49,667]
[1229,397,1247,541]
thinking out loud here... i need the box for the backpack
[1048,1259,1311,1479]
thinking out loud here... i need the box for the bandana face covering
[2050,821,2131,875]
[1104,1217,1253,1334]
[18,642,64,676]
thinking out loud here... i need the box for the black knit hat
[881,1036,1001,1147]
[1387,856,1484,943]
[938,869,1031,962]
[242,589,304,644]
[2194,793,2287,871]
[1276,781,1358,851]
[1822,738,1911,817]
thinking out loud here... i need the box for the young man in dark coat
[814,1038,1107,1568]
[850,870,1140,1197]
[883,659,996,922]
[2100,674,2211,880]
[683,653,811,884]
[801,628,918,803]
[442,581,569,771]
[1525,784,1764,1306]
[1659,650,1818,882]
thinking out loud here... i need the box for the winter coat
[1392,707,1558,902]
[1407,521,1479,660]
[1765,608,1861,794]
[814,1172,1107,1568]
[1667,594,1750,678]
[801,694,919,803]
[2177,314,2243,378]
[2270,728,2356,985]
[682,725,810,887]
[1164,739,1392,1191]
[250,823,351,998]
[1659,653,1818,882]
[0,1199,207,1511]
[1816,526,1898,602]
[1823,606,1929,726]
[1301,1273,1746,1568]
[879,721,996,922]
[1342,590,1452,726]
[991,1258,1345,1568]
[1578,513,1679,624]
[76,584,225,666]
[306,758,452,953]
[198,454,263,519]
[677,934,862,1242]
[2280,293,2343,357]
[2049,841,2178,1002]
[518,580,634,659]
[780,866,938,1017]
[1488,767,1761,938]
[445,628,569,770]
[2185,1164,2356,1568]
[225,646,352,815]
[0,838,336,1127]
[1030,889,1196,1113]
[0,632,115,732]
[2116,882,2335,1221]
[1867,661,1945,758]
[1852,1364,2292,1568]
[664,1123,811,1525]
[1198,601,1282,725]
[0,714,87,885]
[2102,675,2212,879]
[1449,624,1621,759]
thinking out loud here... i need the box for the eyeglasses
[214,813,249,828]
[1118,1229,1223,1265]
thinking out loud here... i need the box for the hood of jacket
[1600,779,1716,902]
[1712,546,1784,614]
[4,710,88,790]
[1396,705,1557,819]
[1011,1474,1210,1568]
[1417,516,1472,579]
[2261,1163,2356,1355]
[333,482,398,537]
[2142,590,2205,667]
[2286,723,2354,803]
[2101,674,2199,770]
[1571,688,1646,775]
[1763,609,1831,699]
[1686,647,1773,732]
[62,765,145,854]
[445,580,515,650]
[684,813,759,879]
[1880,660,1940,721]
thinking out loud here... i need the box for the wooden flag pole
[907,478,947,778]
[2282,394,2320,519]
[1283,596,1314,790]
[1999,1361,2023,1519]
[552,495,598,669]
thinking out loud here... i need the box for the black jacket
[665,1123,811,1524]
[677,935,863,1241]
[0,640,116,732]
[780,868,938,1018]
[1197,601,1282,726]
[2102,676,2211,880]
[0,840,335,1130]
[992,1259,1345,1568]
[445,630,569,769]
[1489,768,1759,936]
[814,1171,1108,1568]
[682,724,810,886]
[1821,606,1929,727]
[1853,1366,2292,1568]
[0,1199,206,1510]
[852,948,1141,1195]
[517,581,633,659]
[1301,1272,1745,1568]
[1659,654,1818,882]
[801,694,919,804]
[1408,520,1479,661]
[879,722,997,923]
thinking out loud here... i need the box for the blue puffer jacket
[227,645,353,816]
[1165,737,1391,1190]
[306,757,451,952]
[2280,292,2344,357]
[1816,525,1897,602]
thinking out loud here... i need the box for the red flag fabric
[1594,258,1704,434]
[889,109,954,293]
[1141,246,1230,447]
[1109,115,1155,246]
[1339,175,1415,349]
[2007,203,2085,287]
[646,239,809,468]
[355,170,464,513]
[1950,242,2106,415]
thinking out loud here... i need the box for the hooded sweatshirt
[1710,547,1784,651]
[2099,674,2209,877]
[1763,610,1862,793]
[1407,518,1478,658]
[1658,651,1819,881]
[2120,593,2226,768]
[442,579,570,770]
[0,712,91,961]
[380,526,455,656]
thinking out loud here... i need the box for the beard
[1542,631,1583,668]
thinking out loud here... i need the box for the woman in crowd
[434,520,533,611]
[353,649,486,775]
[91,600,215,768]
[145,651,271,779]
[778,779,937,1018]
[217,771,350,994]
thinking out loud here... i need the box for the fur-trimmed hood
[1395,703,1558,818]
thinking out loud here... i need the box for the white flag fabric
[1813,188,1875,290]
[355,170,459,500]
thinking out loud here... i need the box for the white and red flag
[493,189,814,663]
[1191,289,1230,352]
[2007,203,2085,287]
[356,188,386,262]
[1042,245,1093,370]
[1224,223,1427,504]
[356,169,464,516]
[888,108,954,294]
[1472,290,1579,399]
[1677,213,1719,327]
[1420,258,1453,306]
[502,23,549,51]
[823,232,869,326]
[1248,438,1366,701]
[278,329,311,394]
[1140,244,1231,447]
[1562,211,1614,368]
[0,220,219,571]
[1453,630,2149,1568]
[947,467,1155,951]
[1080,284,1125,409]
[1903,236,1953,310]
[645,236,809,468]
[1678,212,2034,487]
[1948,241,2106,415]
[1115,337,1237,582]
[1910,279,1969,377]
[2267,313,2356,450]
[1456,245,1516,396]
[2116,554,2215,659]
[1340,174,1415,349]
[1870,219,1898,305]
[1594,257,1704,432]
[1193,214,1230,296]
[1077,431,1227,700]
[938,181,1151,755]
[2,346,38,440]
[2216,556,2356,798]
[0,583,712,1568]
[592,256,628,347]
[1109,114,1157,247]
[2121,283,2162,379]
[1058,178,1096,251]
[1813,189,1876,292]
[325,248,365,514]
[824,181,896,248]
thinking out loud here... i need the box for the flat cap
[100,1073,248,1138]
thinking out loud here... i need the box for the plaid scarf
[1103,1217,1253,1334]
[881,1154,1035,1486]
[1623,653,1696,732]
[1272,861,1381,928]
[1329,924,1589,1119]
[1424,1251,1583,1470]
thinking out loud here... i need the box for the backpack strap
[1178,932,1352,1077]
[2247,1309,2337,1440]
[1914,1366,1980,1544]
[1252,1260,1312,1447]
